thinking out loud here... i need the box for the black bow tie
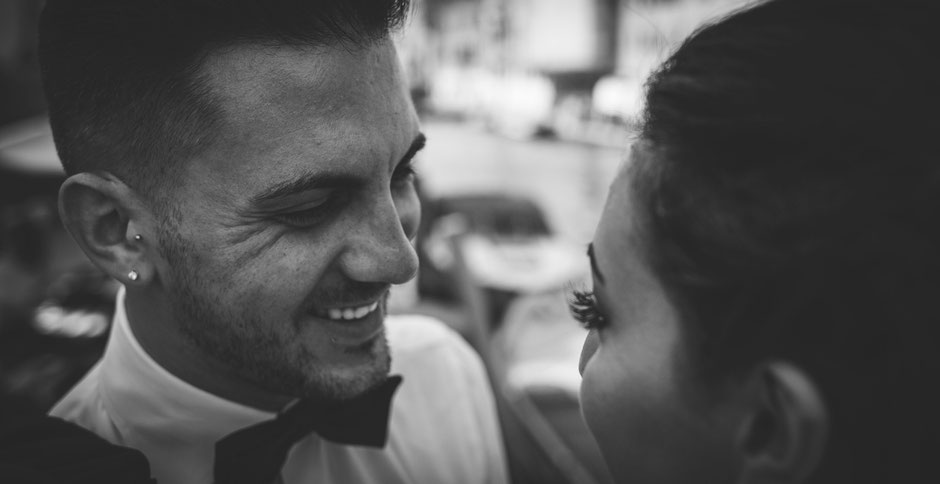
[214,375,403,484]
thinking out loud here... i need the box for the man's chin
[300,335,392,402]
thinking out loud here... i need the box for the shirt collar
[98,286,276,444]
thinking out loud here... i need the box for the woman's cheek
[579,346,617,432]
[579,330,600,376]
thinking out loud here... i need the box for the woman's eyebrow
[587,243,606,284]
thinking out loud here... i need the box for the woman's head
[577,0,940,482]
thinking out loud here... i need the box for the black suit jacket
[0,394,156,484]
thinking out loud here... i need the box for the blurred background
[1,0,748,482]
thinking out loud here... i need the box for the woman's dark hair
[635,0,939,482]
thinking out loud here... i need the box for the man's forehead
[198,39,400,120]
[180,38,418,199]
[195,38,411,145]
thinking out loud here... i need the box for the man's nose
[337,193,420,285]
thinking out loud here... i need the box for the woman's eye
[568,289,609,331]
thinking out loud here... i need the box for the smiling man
[39,1,507,483]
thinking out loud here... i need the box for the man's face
[578,154,739,483]
[155,40,423,402]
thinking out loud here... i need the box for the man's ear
[735,361,828,484]
[59,172,154,285]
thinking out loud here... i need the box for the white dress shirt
[51,288,508,484]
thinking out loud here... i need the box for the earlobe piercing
[128,235,143,281]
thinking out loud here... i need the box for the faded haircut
[38,0,411,210]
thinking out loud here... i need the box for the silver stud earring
[128,270,139,281]
[134,234,143,241]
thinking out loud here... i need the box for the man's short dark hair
[39,0,411,206]
[635,0,938,482]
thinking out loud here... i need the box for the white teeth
[319,302,379,321]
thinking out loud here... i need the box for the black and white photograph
[2,1,937,483]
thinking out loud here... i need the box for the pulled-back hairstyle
[38,0,411,206]
[636,0,939,481]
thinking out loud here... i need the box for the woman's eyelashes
[568,289,609,330]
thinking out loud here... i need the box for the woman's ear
[58,172,154,285]
[735,361,828,484]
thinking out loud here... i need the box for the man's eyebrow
[587,243,606,284]
[397,133,426,168]
[251,133,426,206]
[250,171,360,206]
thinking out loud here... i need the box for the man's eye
[274,198,332,227]
[392,161,417,184]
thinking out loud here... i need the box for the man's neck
[123,288,292,412]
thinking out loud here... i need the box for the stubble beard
[159,229,391,403]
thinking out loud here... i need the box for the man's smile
[312,301,381,321]
[302,293,388,350]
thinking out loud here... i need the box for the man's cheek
[396,191,421,241]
